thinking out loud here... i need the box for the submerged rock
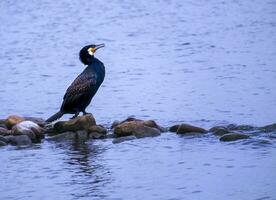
[220,133,249,142]
[0,140,7,146]
[6,135,32,146]
[133,125,161,138]
[228,124,257,131]
[112,136,137,144]
[47,131,89,142]
[261,123,276,132]
[209,126,229,136]
[0,127,11,136]
[87,125,107,139]
[53,114,96,133]
[0,135,8,143]
[176,124,207,134]
[5,115,24,129]
[169,125,180,132]
[12,121,44,143]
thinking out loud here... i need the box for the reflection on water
[1,0,276,199]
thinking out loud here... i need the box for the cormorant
[46,44,105,122]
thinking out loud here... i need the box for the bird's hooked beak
[88,44,105,55]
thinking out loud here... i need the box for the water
[0,0,276,199]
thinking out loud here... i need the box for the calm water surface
[0,0,276,199]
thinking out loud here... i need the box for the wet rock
[12,121,44,143]
[133,126,161,138]
[112,136,137,144]
[111,120,120,129]
[169,124,180,132]
[87,125,107,139]
[176,124,207,134]
[47,131,88,142]
[220,133,249,142]
[261,123,276,132]
[5,115,24,129]
[53,114,96,133]
[209,126,229,136]
[0,127,11,136]
[227,124,256,131]
[7,135,32,146]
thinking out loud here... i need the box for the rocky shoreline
[0,114,275,147]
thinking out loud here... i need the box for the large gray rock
[176,124,207,134]
[6,135,32,146]
[53,114,96,133]
[220,133,250,142]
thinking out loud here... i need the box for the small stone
[220,133,249,142]
[53,114,96,133]
[176,124,207,134]
[133,126,161,138]
[7,135,32,146]
[169,124,180,132]
[5,115,24,129]
[112,136,137,144]
[209,126,229,136]
[111,120,120,129]
[0,127,11,136]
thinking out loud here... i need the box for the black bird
[46,44,105,122]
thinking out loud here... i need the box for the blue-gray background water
[0,0,276,199]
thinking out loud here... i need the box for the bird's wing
[62,73,97,107]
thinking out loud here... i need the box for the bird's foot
[83,111,92,116]
[70,112,80,119]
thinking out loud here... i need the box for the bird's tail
[46,111,63,123]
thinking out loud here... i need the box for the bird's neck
[88,57,105,83]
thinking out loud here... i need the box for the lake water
[0,0,276,199]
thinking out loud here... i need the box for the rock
[12,121,44,143]
[0,127,11,136]
[112,136,137,144]
[133,126,161,138]
[169,124,180,132]
[0,135,8,143]
[47,131,88,142]
[87,125,107,139]
[24,117,46,127]
[5,115,24,129]
[142,120,166,132]
[111,120,120,129]
[114,121,142,137]
[220,133,249,142]
[53,114,96,133]
[0,119,7,129]
[209,126,229,136]
[7,135,32,146]
[176,124,207,134]
[261,123,276,132]
[227,124,256,131]
[0,140,7,146]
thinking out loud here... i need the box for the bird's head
[79,43,105,65]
